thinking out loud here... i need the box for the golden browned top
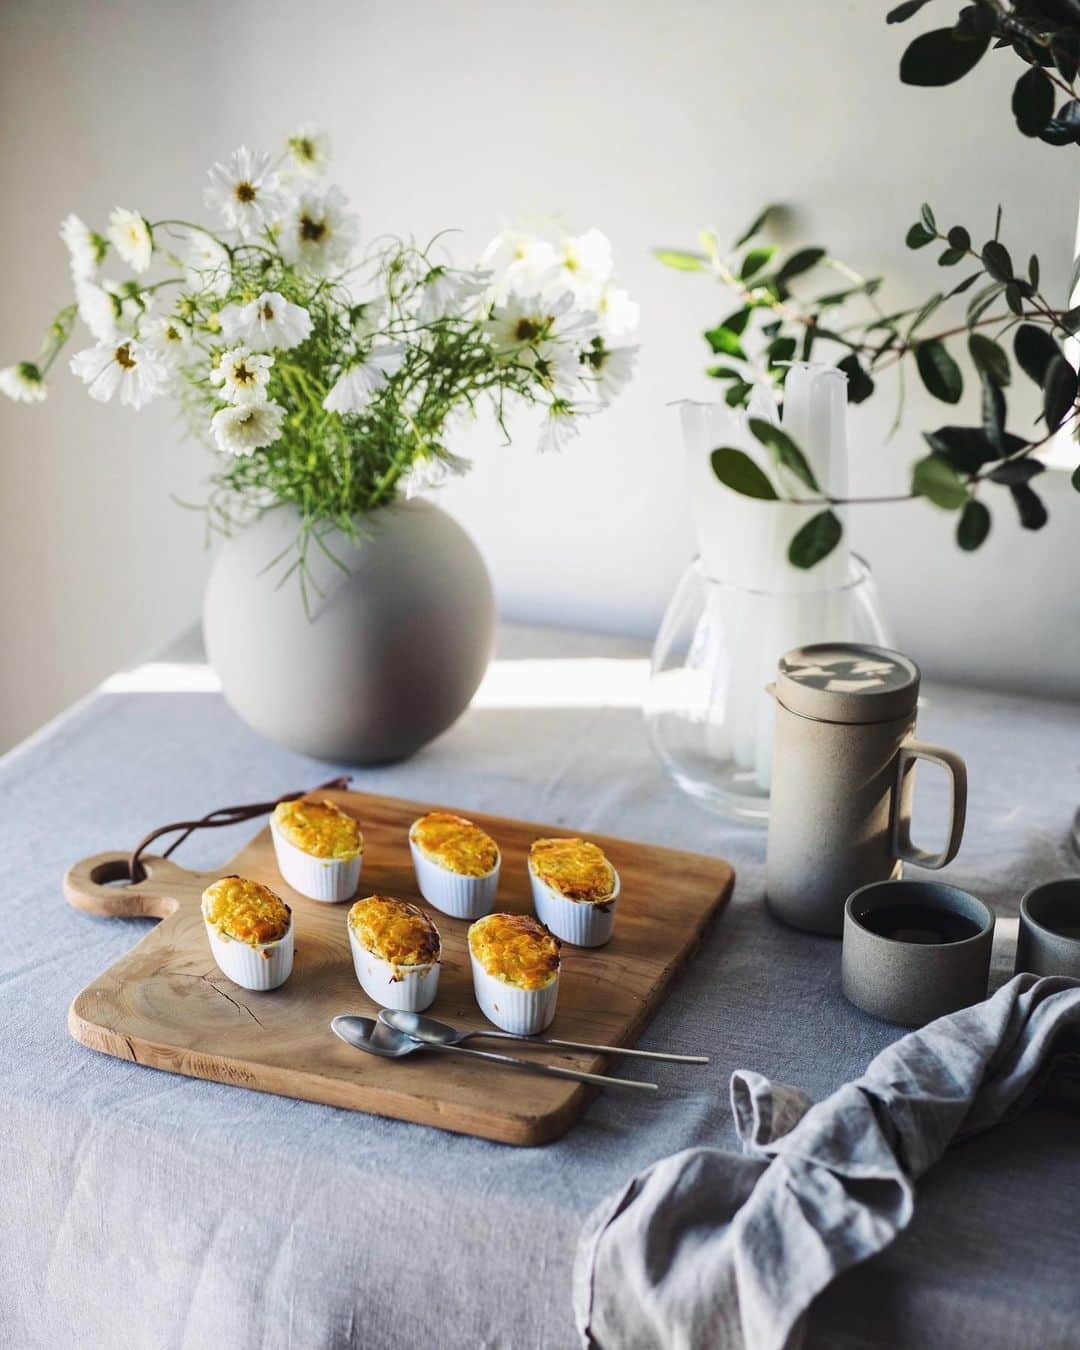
[411,811,499,877]
[349,895,441,967]
[468,912,561,990]
[272,798,363,860]
[529,837,616,903]
[202,875,291,946]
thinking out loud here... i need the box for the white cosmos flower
[277,186,358,274]
[350,296,389,342]
[219,291,313,353]
[484,290,596,363]
[107,207,153,274]
[597,285,640,341]
[60,214,105,281]
[580,341,639,402]
[204,147,286,238]
[481,230,557,301]
[286,124,330,176]
[0,362,47,403]
[75,280,120,343]
[69,339,168,410]
[210,346,273,404]
[143,315,193,367]
[552,228,614,304]
[210,399,286,456]
[416,266,492,324]
[323,344,406,414]
[184,234,231,298]
[537,399,602,455]
[399,449,472,499]
[74,278,148,343]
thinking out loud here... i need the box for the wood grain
[65,789,734,1146]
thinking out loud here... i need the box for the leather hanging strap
[127,776,351,882]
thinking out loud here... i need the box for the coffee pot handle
[891,740,968,870]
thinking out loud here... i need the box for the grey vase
[203,499,496,764]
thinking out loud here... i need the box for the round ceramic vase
[203,499,496,764]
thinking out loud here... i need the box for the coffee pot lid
[775,643,920,724]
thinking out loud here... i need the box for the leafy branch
[655,1,1080,568]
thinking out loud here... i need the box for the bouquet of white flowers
[2,126,638,586]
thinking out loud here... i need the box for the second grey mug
[1016,878,1080,978]
[766,643,968,937]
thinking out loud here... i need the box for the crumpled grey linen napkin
[573,973,1080,1350]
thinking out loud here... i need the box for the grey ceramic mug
[1016,879,1080,978]
[842,879,995,1026]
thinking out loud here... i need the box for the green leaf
[980,372,1006,453]
[704,325,747,360]
[923,425,999,473]
[907,292,944,336]
[725,380,753,407]
[722,308,752,335]
[981,240,1013,283]
[748,417,820,492]
[654,249,709,271]
[1010,483,1049,530]
[1060,306,1080,335]
[938,246,965,266]
[957,499,990,551]
[1012,65,1055,136]
[1039,98,1080,146]
[1004,282,1024,316]
[920,202,937,232]
[912,453,969,510]
[916,339,963,403]
[766,336,797,366]
[1043,355,1078,432]
[788,510,843,569]
[947,271,981,298]
[837,353,874,404]
[740,245,776,280]
[710,447,778,500]
[900,28,989,86]
[1014,324,1061,385]
[968,332,1010,387]
[947,225,971,251]
[735,206,774,249]
[1071,463,1080,491]
[887,0,934,20]
[1028,253,1040,289]
[775,247,826,282]
[706,365,742,380]
[906,222,936,249]
[988,458,1045,486]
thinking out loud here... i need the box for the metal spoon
[331,1015,657,1094]
[382,1009,709,1064]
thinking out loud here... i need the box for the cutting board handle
[64,852,208,919]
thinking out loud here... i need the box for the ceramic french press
[765,642,967,937]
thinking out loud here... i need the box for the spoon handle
[427,1041,658,1094]
[472,1031,709,1064]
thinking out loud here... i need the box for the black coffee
[859,902,982,945]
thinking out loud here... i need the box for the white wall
[2,0,1078,752]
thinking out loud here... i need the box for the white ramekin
[469,950,559,1034]
[271,817,362,903]
[348,924,441,1011]
[409,833,499,920]
[529,863,620,948]
[204,921,294,992]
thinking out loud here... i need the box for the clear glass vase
[645,553,889,822]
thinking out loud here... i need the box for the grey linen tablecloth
[2,623,1080,1350]
[575,974,1080,1350]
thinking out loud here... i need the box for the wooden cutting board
[65,789,734,1146]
